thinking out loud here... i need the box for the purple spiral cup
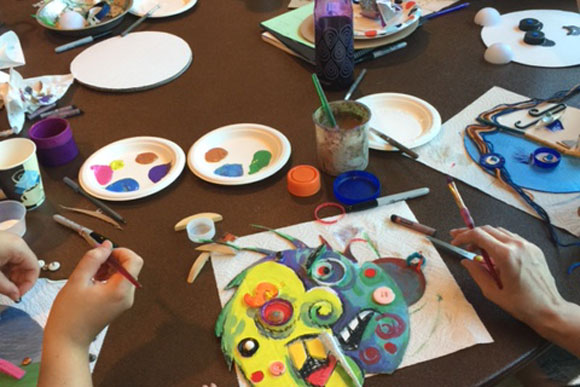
[29,118,79,167]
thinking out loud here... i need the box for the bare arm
[451,226,580,357]
[39,241,144,387]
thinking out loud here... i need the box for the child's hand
[45,241,144,349]
[0,231,40,301]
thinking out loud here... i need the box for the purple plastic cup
[28,118,79,167]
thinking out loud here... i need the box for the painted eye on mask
[259,299,293,326]
[238,338,259,357]
[311,259,346,285]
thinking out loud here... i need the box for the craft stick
[187,252,211,284]
[525,132,580,158]
[195,243,237,255]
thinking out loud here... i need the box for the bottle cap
[333,170,380,205]
[287,165,321,197]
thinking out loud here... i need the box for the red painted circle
[251,371,264,383]
[261,299,293,326]
[364,268,376,278]
[384,342,397,354]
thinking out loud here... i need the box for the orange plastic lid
[287,165,321,197]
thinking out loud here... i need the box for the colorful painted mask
[216,261,363,386]
[215,228,426,382]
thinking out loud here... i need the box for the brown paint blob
[135,152,158,164]
[205,147,228,162]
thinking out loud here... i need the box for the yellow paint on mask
[218,261,358,386]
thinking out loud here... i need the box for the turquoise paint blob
[105,178,140,193]
[248,150,272,175]
[214,164,243,177]
[148,163,172,183]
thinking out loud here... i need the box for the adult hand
[45,241,144,348]
[0,231,40,301]
[450,226,565,329]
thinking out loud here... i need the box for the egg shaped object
[58,11,86,30]
[484,43,514,65]
[474,7,501,26]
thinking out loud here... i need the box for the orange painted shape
[365,30,377,37]
[243,282,279,308]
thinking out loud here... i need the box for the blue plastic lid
[333,171,380,205]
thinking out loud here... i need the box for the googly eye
[480,153,505,169]
[238,338,259,357]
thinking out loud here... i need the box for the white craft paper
[0,68,74,133]
[0,278,108,374]
[70,31,192,92]
[0,31,25,70]
[481,10,580,68]
[415,86,580,237]
[211,201,493,385]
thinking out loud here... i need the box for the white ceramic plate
[188,123,292,185]
[79,136,185,201]
[357,93,441,151]
[353,1,421,40]
[70,31,192,92]
[130,0,198,18]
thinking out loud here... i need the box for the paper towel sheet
[211,201,492,385]
[415,86,580,237]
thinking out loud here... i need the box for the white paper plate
[357,93,441,151]
[79,137,185,201]
[70,31,192,92]
[353,1,421,40]
[130,0,198,18]
[188,124,292,185]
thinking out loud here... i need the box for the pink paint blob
[91,165,113,185]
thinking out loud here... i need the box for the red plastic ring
[314,202,346,225]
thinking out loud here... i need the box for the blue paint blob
[214,164,243,177]
[148,163,172,183]
[105,178,140,193]
[0,306,43,364]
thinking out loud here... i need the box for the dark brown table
[2,0,579,385]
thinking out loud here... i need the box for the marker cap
[287,165,321,197]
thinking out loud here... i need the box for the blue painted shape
[464,131,580,193]
[546,119,564,131]
[105,178,140,193]
[148,163,172,183]
[14,170,40,194]
[214,164,243,177]
[0,306,43,364]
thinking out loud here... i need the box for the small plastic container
[186,217,216,243]
[0,200,27,237]
[28,118,79,167]
[287,165,321,197]
[333,170,380,205]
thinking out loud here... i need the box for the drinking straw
[311,73,337,128]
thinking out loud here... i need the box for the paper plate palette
[353,1,421,39]
[130,0,198,17]
[300,13,419,49]
[188,123,292,185]
[70,31,192,92]
[357,93,441,151]
[79,137,186,201]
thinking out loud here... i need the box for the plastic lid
[333,170,380,205]
[287,165,321,197]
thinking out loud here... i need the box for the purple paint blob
[148,163,172,183]
[214,164,243,177]
[91,165,113,185]
[105,178,140,193]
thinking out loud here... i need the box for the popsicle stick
[187,252,210,284]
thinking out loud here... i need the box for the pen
[344,68,367,101]
[344,187,429,213]
[55,31,112,53]
[446,176,503,288]
[39,105,76,119]
[53,215,142,288]
[426,235,484,262]
[391,214,436,236]
[355,41,407,64]
[63,177,126,224]
[370,127,419,159]
[422,2,470,21]
[120,4,160,37]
